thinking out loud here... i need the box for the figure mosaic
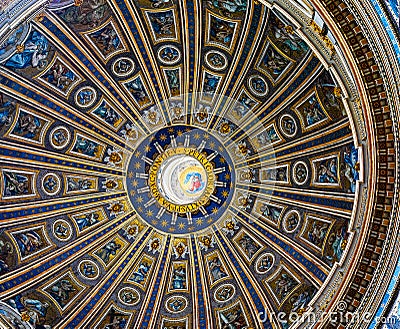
[130,257,153,286]
[326,224,347,263]
[75,211,101,231]
[315,156,338,184]
[0,96,15,129]
[259,44,292,83]
[290,290,313,313]
[12,228,49,259]
[268,14,309,58]
[165,68,180,96]
[160,319,187,329]
[170,263,187,290]
[255,125,280,147]
[203,72,221,95]
[93,100,123,129]
[0,239,12,275]
[260,203,282,223]
[273,272,298,300]
[0,303,28,329]
[236,232,261,260]
[44,276,79,309]
[10,110,44,143]
[218,303,249,329]
[317,83,346,118]
[39,58,79,94]
[171,265,186,290]
[209,16,236,49]
[3,171,34,198]
[124,76,151,107]
[72,135,102,158]
[5,31,49,70]
[261,166,288,183]
[0,25,28,62]
[295,93,327,129]
[87,22,123,58]
[305,218,330,249]
[66,176,95,193]
[341,145,359,193]
[9,295,51,329]
[95,239,122,265]
[231,91,257,119]
[147,10,176,40]
[207,255,228,283]
[57,0,110,29]
[207,0,247,17]
[97,306,130,329]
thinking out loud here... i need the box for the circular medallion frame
[112,57,135,77]
[165,295,188,313]
[205,50,228,71]
[255,252,275,275]
[118,287,141,306]
[157,45,181,65]
[53,219,73,241]
[279,114,298,138]
[127,125,235,235]
[213,283,236,303]
[282,210,301,234]
[49,126,71,150]
[78,259,100,280]
[75,86,97,108]
[42,173,61,196]
[292,161,309,186]
[248,75,269,97]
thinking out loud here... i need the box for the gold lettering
[144,146,223,213]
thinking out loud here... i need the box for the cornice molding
[0,0,48,44]
[309,0,400,327]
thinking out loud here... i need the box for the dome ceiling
[0,0,398,328]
